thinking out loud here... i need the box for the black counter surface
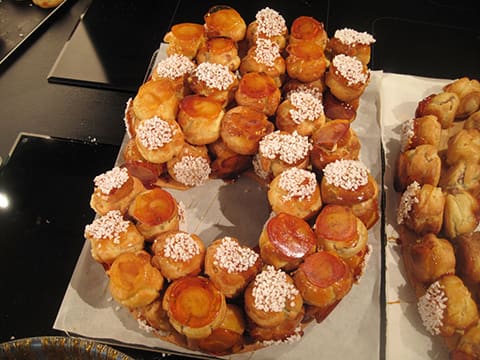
[0,0,479,359]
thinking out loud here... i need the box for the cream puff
[289,16,328,49]
[132,78,180,122]
[166,143,211,187]
[400,115,442,152]
[325,54,369,102]
[196,36,241,71]
[326,28,376,65]
[246,7,288,50]
[234,71,281,116]
[285,41,328,83]
[443,77,480,119]
[203,5,246,42]
[163,22,206,59]
[414,92,460,129]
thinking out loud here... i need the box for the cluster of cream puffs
[84,5,379,356]
[394,77,480,359]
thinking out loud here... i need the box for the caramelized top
[238,72,278,98]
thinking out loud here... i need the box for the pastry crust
[415,92,460,129]
[442,189,480,239]
[325,54,369,102]
[234,72,281,116]
[443,77,480,119]
[285,41,328,83]
[322,90,358,122]
[203,6,246,42]
[90,167,145,216]
[326,28,375,65]
[293,251,354,308]
[151,230,206,281]
[128,187,179,241]
[400,115,442,152]
[196,37,241,71]
[108,250,164,309]
[122,138,165,186]
[85,210,145,267]
[268,167,322,220]
[446,128,480,166]
[440,160,480,198]
[132,79,180,122]
[275,88,326,136]
[395,144,442,192]
[134,116,185,165]
[204,237,262,298]
[454,232,480,284]
[163,23,206,59]
[166,143,211,187]
[310,119,361,171]
[259,213,316,271]
[289,16,328,49]
[246,8,288,50]
[162,276,227,339]
[220,105,274,155]
[208,138,253,179]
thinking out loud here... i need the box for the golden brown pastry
[325,54,370,102]
[203,6,246,42]
[446,128,480,166]
[196,37,241,72]
[128,187,180,241]
[275,88,326,136]
[414,92,460,129]
[204,237,262,298]
[454,232,480,284]
[244,265,303,340]
[84,210,145,267]
[289,16,328,49]
[310,119,361,172]
[293,251,353,309]
[463,110,480,130]
[314,204,369,280]
[322,90,358,122]
[440,160,480,198]
[256,130,312,178]
[285,41,328,83]
[402,233,456,286]
[268,167,322,220]
[450,321,480,359]
[282,79,326,97]
[166,143,211,187]
[326,28,376,65]
[151,230,205,281]
[132,79,180,122]
[443,189,480,239]
[246,7,288,50]
[162,276,227,339]
[151,54,195,97]
[177,94,224,146]
[239,38,286,87]
[443,77,480,119]
[234,72,281,116]
[134,116,185,165]
[417,274,478,337]
[122,138,165,186]
[208,138,253,179]
[395,144,442,192]
[163,22,206,59]
[90,166,145,216]
[400,115,442,152]
[396,181,446,235]
[108,250,164,309]
[259,213,316,271]
[188,62,238,107]
[220,105,274,155]
[197,304,246,355]
[134,299,173,335]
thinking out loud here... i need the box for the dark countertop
[0,0,478,359]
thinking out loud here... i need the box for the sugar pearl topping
[323,159,369,191]
[252,265,299,312]
[94,167,129,195]
[278,167,317,200]
[397,181,420,225]
[213,237,259,273]
[172,155,211,187]
[84,210,129,244]
[417,281,447,335]
[286,85,323,100]
[137,116,173,150]
[259,131,312,165]
[163,232,200,262]
[192,62,235,90]
[253,38,280,67]
[332,54,369,86]
[288,90,324,124]
[252,153,270,180]
[155,54,195,79]
[400,118,415,152]
[256,7,287,37]
[334,28,376,45]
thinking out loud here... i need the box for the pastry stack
[394,76,480,358]
[84,5,379,356]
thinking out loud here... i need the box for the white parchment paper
[54,70,383,360]
[381,72,454,360]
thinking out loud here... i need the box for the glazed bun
[289,16,328,49]
[204,5,246,42]
[234,72,281,116]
